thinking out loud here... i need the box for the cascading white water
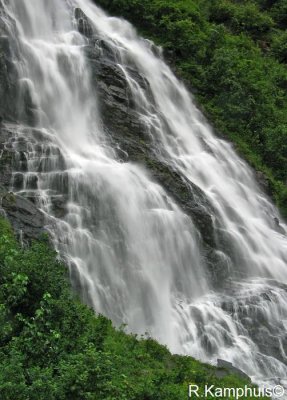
[1,0,287,391]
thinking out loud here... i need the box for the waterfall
[1,0,287,390]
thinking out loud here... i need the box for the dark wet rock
[18,79,38,126]
[91,58,150,152]
[74,8,93,38]
[25,173,38,190]
[274,217,286,235]
[0,149,13,186]
[0,189,45,240]
[0,125,34,188]
[205,248,231,282]
[0,14,18,122]
[50,195,68,219]
[12,172,24,190]
[217,359,251,382]
[220,285,287,366]
[0,126,14,187]
[256,170,270,193]
[145,158,217,248]
[0,124,68,239]
[83,32,228,283]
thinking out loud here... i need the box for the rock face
[0,189,45,240]
[74,8,94,37]
[0,10,18,122]
[217,359,251,382]
[220,283,287,367]
[0,123,46,240]
[0,125,46,240]
[75,10,231,284]
[0,123,69,239]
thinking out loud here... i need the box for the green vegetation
[0,217,266,399]
[96,0,287,217]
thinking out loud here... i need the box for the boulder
[274,217,286,235]
[74,8,93,38]
[217,359,251,382]
[1,190,45,240]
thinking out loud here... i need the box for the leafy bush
[270,30,287,63]
[269,0,287,28]
[209,0,274,38]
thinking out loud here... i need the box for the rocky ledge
[0,187,45,240]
